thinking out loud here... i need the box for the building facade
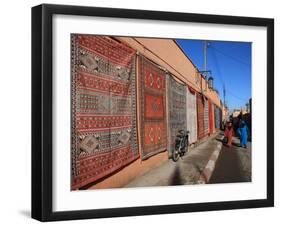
[71,36,223,190]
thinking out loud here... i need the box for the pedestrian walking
[237,120,249,148]
[224,121,234,147]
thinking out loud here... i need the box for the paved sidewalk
[125,133,223,188]
[209,136,252,183]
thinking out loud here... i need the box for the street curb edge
[197,141,223,184]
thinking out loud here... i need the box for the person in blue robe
[237,120,249,148]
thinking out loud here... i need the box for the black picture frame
[32,3,274,222]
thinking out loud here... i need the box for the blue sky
[176,39,252,111]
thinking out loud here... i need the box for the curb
[197,140,223,184]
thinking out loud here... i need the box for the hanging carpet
[186,86,198,144]
[138,56,167,159]
[167,74,187,155]
[71,35,139,189]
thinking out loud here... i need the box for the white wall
[0,0,279,225]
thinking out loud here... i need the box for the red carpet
[71,35,139,190]
[139,56,167,159]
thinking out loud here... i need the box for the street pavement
[209,136,252,183]
[125,133,223,188]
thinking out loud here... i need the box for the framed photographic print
[32,4,274,221]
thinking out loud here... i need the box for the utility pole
[204,40,207,78]
[203,41,208,92]
[223,84,226,107]
[200,41,211,93]
[204,41,208,92]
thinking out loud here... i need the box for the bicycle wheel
[172,148,180,162]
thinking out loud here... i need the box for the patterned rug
[71,35,139,190]
[212,103,216,131]
[208,100,214,134]
[215,105,220,130]
[204,97,209,135]
[167,74,187,155]
[186,86,198,144]
[197,93,205,139]
[139,56,167,159]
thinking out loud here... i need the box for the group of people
[223,118,249,148]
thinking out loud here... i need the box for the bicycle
[172,130,190,162]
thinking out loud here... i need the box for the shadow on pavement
[168,165,184,185]
[209,145,248,184]
[232,142,241,147]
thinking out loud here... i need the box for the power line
[227,89,249,102]
[208,44,251,106]
[208,45,227,106]
[209,46,225,87]
[210,45,251,68]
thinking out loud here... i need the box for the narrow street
[209,136,251,183]
[125,134,251,187]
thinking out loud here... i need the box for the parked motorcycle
[172,130,190,162]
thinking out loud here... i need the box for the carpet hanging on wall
[167,74,187,155]
[71,35,139,190]
[139,55,167,159]
[208,100,214,134]
[186,86,198,144]
[197,93,205,140]
[204,97,209,136]
[215,105,220,130]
